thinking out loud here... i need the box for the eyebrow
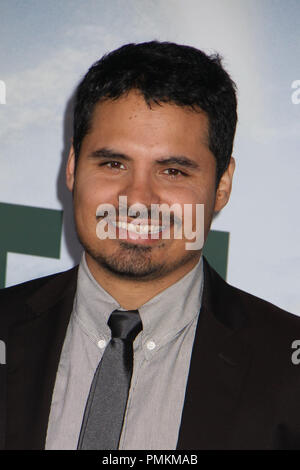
[88,147,200,170]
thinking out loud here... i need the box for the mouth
[111,220,166,235]
[105,218,171,245]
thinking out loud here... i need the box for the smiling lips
[111,220,166,235]
[106,218,171,244]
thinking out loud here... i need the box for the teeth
[112,221,165,234]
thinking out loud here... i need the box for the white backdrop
[0,0,299,315]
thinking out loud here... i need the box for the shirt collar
[74,252,204,356]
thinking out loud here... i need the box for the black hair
[73,40,237,184]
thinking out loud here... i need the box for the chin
[83,238,199,282]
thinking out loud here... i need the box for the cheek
[162,184,215,212]
[165,186,216,236]
[74,174,119,214]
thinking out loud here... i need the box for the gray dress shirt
[45,252,204,450]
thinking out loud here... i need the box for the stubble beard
[77,235,199,282]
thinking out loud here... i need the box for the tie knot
[108,309,142,342]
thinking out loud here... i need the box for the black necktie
[77,309,143,450]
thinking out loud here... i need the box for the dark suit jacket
[1,257,300,450]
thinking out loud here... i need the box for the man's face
[66,90,234,281]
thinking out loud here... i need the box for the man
[1,41,300,450]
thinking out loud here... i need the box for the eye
[100,161,126,170]
[163,168,187,177]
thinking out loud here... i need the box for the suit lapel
[177,258,252,449]
[5,267,78,449]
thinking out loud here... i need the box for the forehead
[86,91,210,151]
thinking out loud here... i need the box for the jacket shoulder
[230,281,300,332]
[0,266,78,326]
[203,257,300,335]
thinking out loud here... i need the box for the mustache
[96,206,183,227]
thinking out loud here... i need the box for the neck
[84,252,201,310]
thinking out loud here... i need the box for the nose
[118,170,160,215]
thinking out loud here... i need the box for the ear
[66,144,76,192]
[214,157,235,212]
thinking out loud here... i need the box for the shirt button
[147,340,156,350]
[97,339,106,349]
